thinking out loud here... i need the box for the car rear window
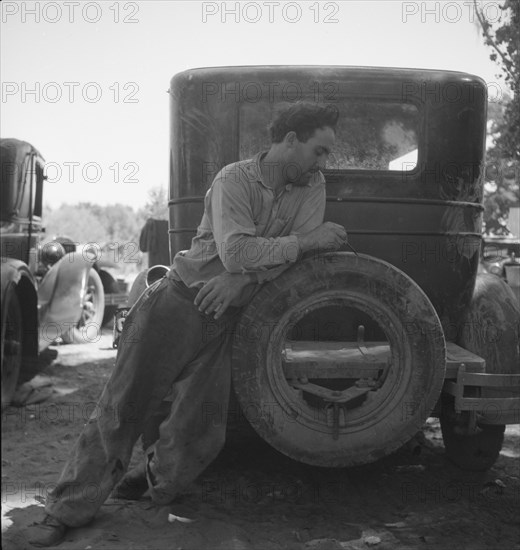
[239,99,419,172]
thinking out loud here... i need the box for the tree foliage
[475,0,520,234]
[43,202,143,247]
[138,185,169,220]
[43,204,108,244]
[79,202,142,243]
[42,186,169,252]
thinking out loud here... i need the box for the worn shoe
[112,463,148,500]
[26,514,67,547]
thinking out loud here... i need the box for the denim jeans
[45,276,241,527]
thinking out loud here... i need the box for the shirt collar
[252,151,272,190]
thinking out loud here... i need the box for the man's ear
[283,131,298,147]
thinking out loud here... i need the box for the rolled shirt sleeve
[252,177,326,283]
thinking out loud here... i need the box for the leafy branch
[473,0,517,84]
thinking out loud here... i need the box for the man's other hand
[298,222,347,253]
[194,272,255,319]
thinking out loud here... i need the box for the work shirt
[170,151,326,288]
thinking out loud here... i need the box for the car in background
[0,138,128,408]
[481,235,520,302]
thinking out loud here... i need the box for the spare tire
[232,253,446,467]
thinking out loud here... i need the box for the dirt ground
[2,329,519,550]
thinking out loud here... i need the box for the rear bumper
[443,364,520,425]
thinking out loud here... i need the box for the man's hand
[298,222,347,253]
[194,272,255,319]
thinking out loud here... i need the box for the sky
[1,0,509,209]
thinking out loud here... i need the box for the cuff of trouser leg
[148,482,179,505]
[146,451,179,505]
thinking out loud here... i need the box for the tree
[43,203,142,246]
[483,94,519,234]
[43,204,107,244]
[77,202,142,244]
[138,185,169,220]
[474,0,520,234]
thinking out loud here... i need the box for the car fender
[1,258,39,357]
[457,273,520,377]
[126,265,169,308]
[1,258,36,303]
[38,251,96,331]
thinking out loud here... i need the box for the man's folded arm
[208,175,302,273]
[251,178,326,284]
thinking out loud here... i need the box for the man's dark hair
[268,101,339,144]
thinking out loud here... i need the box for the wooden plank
[281,341,487,380]
[445,342,485,370]
[285,341,388,351]
[284,362,384,379]
[284,341,390,361]
[282,341,389,379]
[441,343,485,378]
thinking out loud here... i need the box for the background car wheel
[440,273,519,470]
[440,395,505,471]
[62,268,105,344]
[232,253,447,467]
[99,271,120,326]
[1,288,22,409]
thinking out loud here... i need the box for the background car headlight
[41,241,66,266]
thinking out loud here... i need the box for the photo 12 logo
[44,161,139,184]
[201,1,340,23]
[1,2,140,24]
[401,1,502,24]
[1,82,140,104]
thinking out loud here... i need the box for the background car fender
[38,251,96,332]
[112,265,169,348]
[125,265,170,308]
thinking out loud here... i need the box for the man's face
[285,126,335,185]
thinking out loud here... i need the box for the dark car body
[121,66,520,470]
[169,66,487,333]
